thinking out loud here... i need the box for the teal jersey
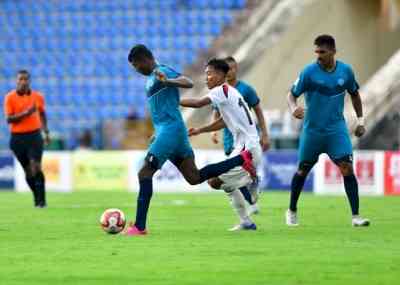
[146,64,185,132]
[291,60,359,134]
[222,80,260,155]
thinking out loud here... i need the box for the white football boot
[228,222,257,231]
[352,216,370,227]
[286,209,299,226]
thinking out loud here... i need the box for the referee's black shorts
[10,130,44,169]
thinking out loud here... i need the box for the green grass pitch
[0,191,399,285]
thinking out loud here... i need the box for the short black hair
[17,69,30,78]
[128,44,154,63]
[224,56,236,64]
[207,58,230,74]
[314,34,336,49]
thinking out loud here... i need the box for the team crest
[338,78,345,86]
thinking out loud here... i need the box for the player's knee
[138,166,155,180]
[186,175,200,185]
[296,169,308,177]
[338,163,353,176]
[207,178,222,189]
[24,167,34,178]
[29,162,41,177]
[297,161,314,177]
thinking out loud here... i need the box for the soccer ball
[100,208,126,234]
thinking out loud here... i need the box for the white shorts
[219,143,262,192]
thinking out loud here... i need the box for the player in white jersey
[180,58,262,231]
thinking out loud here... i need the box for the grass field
[0,191,399,285]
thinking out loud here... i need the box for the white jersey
[207,84,259,151]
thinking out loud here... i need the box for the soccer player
[3,70,50,208]
[211,56,270,216]
[124,45,255,235]
[286,35,370,227]
[180,58,262,231]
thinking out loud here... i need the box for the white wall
[244,0,400,110]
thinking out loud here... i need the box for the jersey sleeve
[206,87,226,107]
[3,95,14,116]
[290,69,308,97]
[212,104,219,111]
[243,84,260,108]
[159,65,181,79]
[346,66,360,95]
[36,93,45,113]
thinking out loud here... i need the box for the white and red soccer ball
[100,208,126,234]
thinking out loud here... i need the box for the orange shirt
[3,90,45,134]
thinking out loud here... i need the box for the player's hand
[44,132,51,146]
[354,125,366,137]
[260,135,270,152]
[292,106,305,119]
[188,128,201,137]
[148,134,155,144]
[211,132,219,144]
[154,70,167,83]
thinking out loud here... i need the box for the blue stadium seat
[0,0,244,149]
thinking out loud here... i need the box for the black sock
[289,173,307,212]
[26,176,39,205]
[199,155,243,182]
[135,178,153,231]
[239,187,254,205]
[35,171,46,206]
[343,174,359,215]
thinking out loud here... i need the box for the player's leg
[10,135,39,206]
[227,190,256,231]
[124,134,171,235]
[210,145,261,230]
[240,175,261,215]
[124,155,159,235]
[329,132,370,226]
[207,177,256,230]
[135,156,158,230]
[286,131,320,226]
[27,132,46,207]
[239,186,254,206]
[177,151,253,185]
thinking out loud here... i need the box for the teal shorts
[147,125,194,169]
[298,130,353,164]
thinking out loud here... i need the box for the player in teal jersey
[123,45,255,235]
[286,35,370,227]
[211,56,270,216]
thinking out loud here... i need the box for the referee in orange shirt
[3,70,50,208]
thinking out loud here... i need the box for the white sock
[228,190,252,225]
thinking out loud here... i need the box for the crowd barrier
[0,150,398,195]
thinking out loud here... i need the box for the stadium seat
[0,0,246,149]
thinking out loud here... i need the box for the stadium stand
[0,0,247,149]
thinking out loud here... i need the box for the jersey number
[238,98,253,125]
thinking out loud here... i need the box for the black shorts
[10,130,43,169]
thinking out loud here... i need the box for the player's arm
[252,103,270,151]
[287,92,304,119]
[188,117,226,136]
[37,94,50,144]
[211,109,221,144]
[39,111,51,144]
[350,90,365,137]
[347,67,365,137]
[155,71,193,88]
[6,105,36,123]
[288,69,307,119]
[180,96,211,108]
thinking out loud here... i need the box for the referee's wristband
[357,117,364,126]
